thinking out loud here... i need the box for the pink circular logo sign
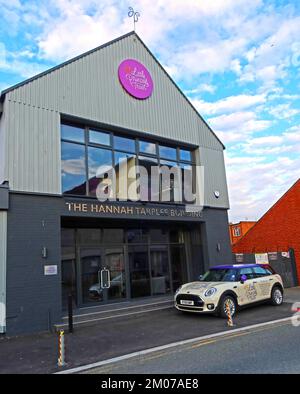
[118,59,153,100]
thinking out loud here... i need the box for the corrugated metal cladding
[0,103,6,185]
[3,32,229,208]
[0,211,7,333]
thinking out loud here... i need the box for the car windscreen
[201,268,237,282]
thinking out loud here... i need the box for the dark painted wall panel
[6,193,231,335]
[6,194,62,335]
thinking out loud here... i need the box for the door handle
[99,268,111,289]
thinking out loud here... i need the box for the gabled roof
[0,31,225,149]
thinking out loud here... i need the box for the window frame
[61,122,196,203]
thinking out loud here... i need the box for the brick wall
[233,179,300,284]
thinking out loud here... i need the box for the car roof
[210,264,268,270]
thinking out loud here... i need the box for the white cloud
[192,94,266,116]
[207,111,272,144]
[226,152,300,222]
[268,103,300,119]
[185,83,216,95]
[0,41,48,78]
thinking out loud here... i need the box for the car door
[252,266,274,300]
[236,267,260,306]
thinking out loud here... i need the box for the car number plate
[180,300,194,306]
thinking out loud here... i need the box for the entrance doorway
[61,222,203,310]
[80,247,126,305]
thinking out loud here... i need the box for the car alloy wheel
[223,297,236,317]
[273,288,283,305]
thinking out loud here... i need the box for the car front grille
[176,294,204,307]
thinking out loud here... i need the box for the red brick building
[229,221,256,245]
[233,179,300,283]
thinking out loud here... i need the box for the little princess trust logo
[118,59,153,99]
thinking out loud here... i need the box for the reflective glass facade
[61,123,195,203]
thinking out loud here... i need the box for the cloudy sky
[0,0,299,222]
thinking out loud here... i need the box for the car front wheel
[270,286,283,306]
[218,295,237,319]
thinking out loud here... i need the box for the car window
[264,266,275,275]
[201,268,238,282]
[239,268,255,280]
[253,266,270,278]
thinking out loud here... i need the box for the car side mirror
[240,274,247,283]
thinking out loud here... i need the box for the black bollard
[68,294,73,333]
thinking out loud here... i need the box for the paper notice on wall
[255,253,269,264]
[44,265,58,276]
[235,254,244,263]
[268,252,278,261]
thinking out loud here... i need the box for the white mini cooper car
[175,264,284,318]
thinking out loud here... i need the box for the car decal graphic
[245,283,258,301]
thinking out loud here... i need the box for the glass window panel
[115,151,136,165]
[114,152,137,201]
[61,124,85,143]
[180,163,196,204]
[160,160,181,203]
[114,135,136,153]
[128,245,151,298]
[160,159,178,167]
[103,229,124,244]
[159,145,177,161]
[80,248,102,304]
[89,129,110,146]
[138,155,159,202]
[77,229,101,245]
[149,229,168,243]
[170,245,188,291]
[61,228,76,247]
[104,247,126,301]
[88,146,113,197]
[139,140,156,155]
[127,229,149,243]
[170,229,184,243]
[150,245,171,295]
[61,141,86,195]
[180,149,192,162]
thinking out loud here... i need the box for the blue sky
[0,0,299,222]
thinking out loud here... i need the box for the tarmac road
[0,289,298,374]
[86,321,300,374]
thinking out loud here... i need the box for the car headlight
[175,286,182,295]
[204,287,217,297]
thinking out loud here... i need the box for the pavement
[84,321,300,374]
[0,287,299,374]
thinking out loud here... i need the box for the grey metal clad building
[0,32,231,335]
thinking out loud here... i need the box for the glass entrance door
[103,247,126,302]
[80,247,126,305]
[150,245,171,295]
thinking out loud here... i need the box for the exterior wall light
[42,247,48,259]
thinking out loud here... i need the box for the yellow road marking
[190,339,216,349]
